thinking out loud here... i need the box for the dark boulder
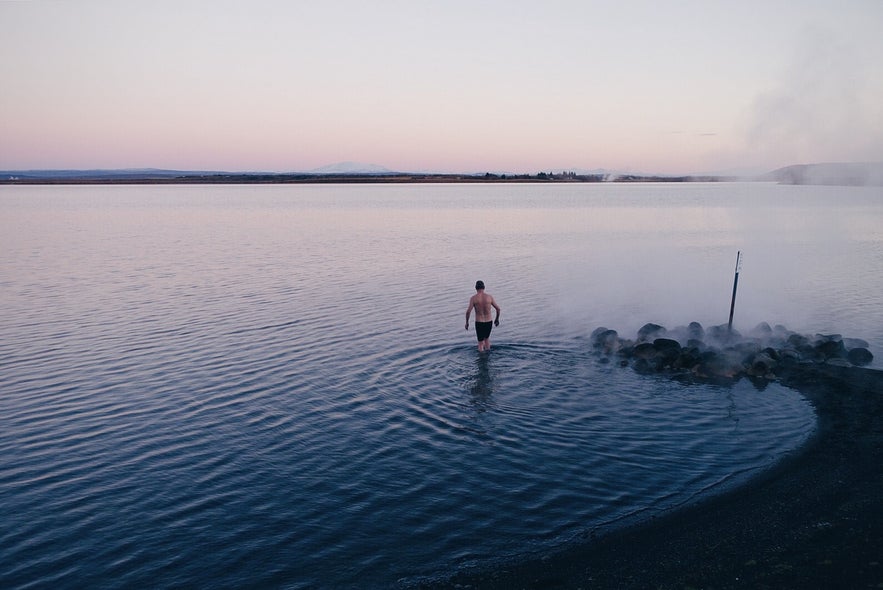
[749,322,773,340]
[672,347,701,371]
[733,341,761,363]
[772,324,792,337]
[632,342,657,360]
[825,357,853,367]
[815,339,847,360]
[633,357,655,374]
[591,326,612,344]
[653,338,681,368]
[707,324,741,345]
[637,323,666,342]
[761,347,781,361]
[746,351,778,378]
[652,338,682,369]
[669,323,703,345]
[796,344,822,363]
[843,337,870,350]
[591,321,874,382]
[653,338,682,354]
[591,328,620,353]
[847,347,874,366]
[778,348,801,365]
[686,338,708,352]
[787,333,810,348]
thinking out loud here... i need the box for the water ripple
[0,185,841,589]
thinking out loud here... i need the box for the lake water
[1,182,880,588]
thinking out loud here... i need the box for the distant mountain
[762,162,883,186]
[307,161,394,175]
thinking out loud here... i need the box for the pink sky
[2,1,881,175]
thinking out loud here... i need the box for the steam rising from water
[746,27,883,171]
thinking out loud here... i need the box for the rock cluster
[591,321,874,381]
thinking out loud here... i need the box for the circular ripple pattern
[0,330,815,589]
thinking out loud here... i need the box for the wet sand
[438,364,883,589]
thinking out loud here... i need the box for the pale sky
[2,0,882,175]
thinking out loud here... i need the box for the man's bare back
[468,292,497,322]
[465,280,501,352]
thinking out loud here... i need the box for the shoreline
[0,173,725,185]
[434,364,883,589]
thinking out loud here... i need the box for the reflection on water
[468,353,494,398]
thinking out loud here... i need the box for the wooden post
[728,251,742,331]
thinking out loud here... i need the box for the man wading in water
[465,280,501,352]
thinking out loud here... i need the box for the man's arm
[465,298,474,329]
[492,299,501,326]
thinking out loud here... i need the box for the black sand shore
[436,364,883,589]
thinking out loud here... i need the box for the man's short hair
[475,280,485,290]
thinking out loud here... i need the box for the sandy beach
[437,364,883,589]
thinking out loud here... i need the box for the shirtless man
[465,280,501,352]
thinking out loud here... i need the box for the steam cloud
[745,27,883,170]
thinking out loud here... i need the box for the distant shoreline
[0,172,731,185]
[4,160,881,185]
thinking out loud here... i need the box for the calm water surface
[1,183,880,588]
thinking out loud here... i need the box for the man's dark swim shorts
[475,321,493,341]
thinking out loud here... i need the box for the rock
[591,328,620,353]
[761,347,781,361]
[747,351,778,377]
[673,347,701,371]
[815,339,847,360]
[633,357,654,373]
[749,322,773,339]
[733,341,761,363]
[825,357,852,367]
[843,337,870,350]
[696,349,743,379]
[797,347,822,363]
[707,324,741,345]
[597,319,873,383]
[591,326,611,343]
[653,338,682,354]
[637,323,667,342]
[847,347,874,366]
[778,348,800,363]
[651,338,682,369]
[772,324,791,335]
[633,342,657,360]
[767,325,794,349]
[815,333,842,343]
[787,333,811,348]
[669,323,703,345]
[686,338,708,352]
[652,338,681,367]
